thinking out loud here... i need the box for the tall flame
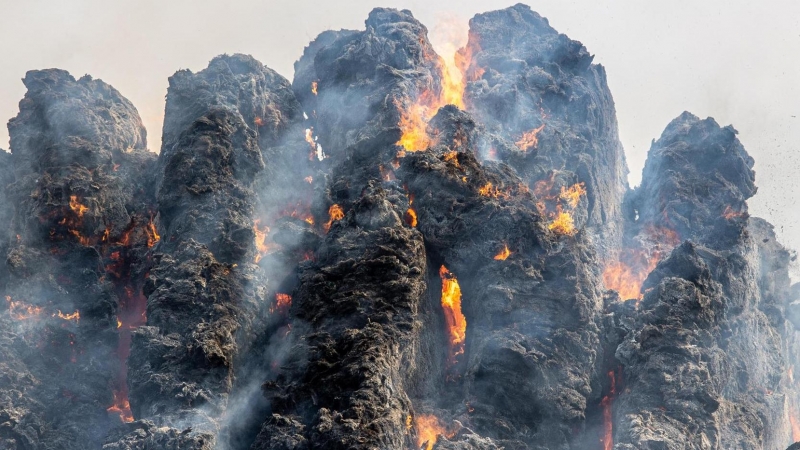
[600,370,617,450]
[397,16,478,152]
[107,390,134,423]
[439,265,466,369]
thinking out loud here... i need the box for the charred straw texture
[1,5,800,450]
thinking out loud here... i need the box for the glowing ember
[324,204,344,232]
[600,370,617,450]
[415,414,454,450]
[722,205,744,219]
[271,293,292,315]
[107,390,134,423]
[515,124,545,151]
[69,195,89,217]
[55,310,80,322]
[311,81,318,95]
[493,243,511,260]
[439,265,466,369]
[304,176,313,184]
[254,117,264,126]
[5,295,43,320]
[548,206,576,236]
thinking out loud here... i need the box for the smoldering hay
[0,4,799,450]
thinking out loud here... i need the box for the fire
[254,117,264,126]
[443,150,460,168]
[414,414,454,450]
[405,208,418,227]
[69,195,89,217]
[324,204,344,232]
[311,81,318,95]
[5,295,43,320]
[515,124,546,151]
[600,370,617,450]
[439,265,466,368]
[560,183,586,208]
[304,176,313,184]
[548,206,577,236]
[107,390,134,423]
[270,293,292,315]
[396,18,477,153]
[253,219,271,263]
[146,219,160,248]
[722,205,745,219]
[603,226,681,301]
[117,319,122,329]
[55,310,80,322]
[493,243,511,260]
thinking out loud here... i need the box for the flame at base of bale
[439,265,466,370]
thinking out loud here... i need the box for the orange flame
[493,243,511,260]
[271,293,292,315]
[55,310,80,322]
[515,124,546,151]
[396,18,476,153]
[253,219,272,263]
[722,205,745,219]
[5,295,43,320]
[69,195,89,218]
[439,265,466,369]
[560,183,586,208]
[324,204,344,232]
[146,219,160,248]
[311,81,318,95]
[405,208,418,227]
[548,206,576,236]
[600,370,617,450]
[415,414,455,450]
[107,390,134,423]
[603,226,680,301]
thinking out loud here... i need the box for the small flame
[439,265,466,369]
[146,219,160,248]
[603,226,681,301]
[415,414,454,450]
[69,195,89,217]
[253,219,271,263]
[324,204,344,232]
[560,183,586,208]
[548,206,576,236]
[304,176,313,184]
[5,295,43,320]
[515,124,546,151]
[722,205,745,220]
[271,293,292,315]
[311,81,318,95]
[254,117,264,127]
[405,208,418,227]
[493,244,511,260]
[55,310,80,322]
[117,319,122,329]
[107,390,134,423]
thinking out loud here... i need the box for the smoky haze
[1,0,799,261]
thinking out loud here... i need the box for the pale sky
[2,0,799,260]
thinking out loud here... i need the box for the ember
[515,124,545,151]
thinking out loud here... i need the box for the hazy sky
[2,0,799,260]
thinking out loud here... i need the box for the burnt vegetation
[0,4,799,450]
